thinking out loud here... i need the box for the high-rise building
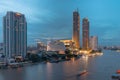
[90,36,98,50]
[82,18,89,50]
[3,11,27,58]
[72,10,80,49]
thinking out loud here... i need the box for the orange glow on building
[79,49,92,54]
[15,13,21,16]
[59,39,75,50]
[59,40,72,45]
[82,18,89,50]
[72,10,80,49]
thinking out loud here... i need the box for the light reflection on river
[0,50,120,80]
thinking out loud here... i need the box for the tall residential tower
[3,11,27,58]
[72,10,80,49]
[82,18,89,50]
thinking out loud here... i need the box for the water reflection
[0,68,25,80]
[84,55,88,70]
[0,73,4,80]
[1,50,120,80]
[46,63,52,80]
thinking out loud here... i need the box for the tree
[29,54,41,63]
[65,49,71,54]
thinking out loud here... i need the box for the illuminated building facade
[47,40,66,54]
[72,10,80,49]
[3,11,27,58]
[59,40,74,50]
[82,18,89,50]
[37,42,46,51]
[90,36,98,50]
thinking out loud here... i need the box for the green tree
[30,54,41,63]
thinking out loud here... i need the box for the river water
[0,50,120,80]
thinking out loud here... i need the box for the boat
[77,70,88,76]
[111,70,120,79]
[111,74,120,79]
[116,70,120,74]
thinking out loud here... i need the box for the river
[0,50,120,80]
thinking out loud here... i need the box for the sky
[0,0,120,46]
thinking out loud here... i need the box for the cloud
[0,0,57,24]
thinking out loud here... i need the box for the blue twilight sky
[0,0,120,46]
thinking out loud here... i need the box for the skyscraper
[3,11,27,58]
[90,36,98,50]
[72,10,80,49]
[82,18,89,50]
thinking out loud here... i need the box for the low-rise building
[47,40,66,54]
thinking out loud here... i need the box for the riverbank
[0,54,82,70]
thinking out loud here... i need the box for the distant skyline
[0,0,120,46]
